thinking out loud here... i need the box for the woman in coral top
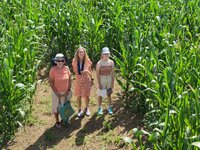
[72,47,93,117]
[49,53,71,128]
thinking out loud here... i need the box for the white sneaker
[77,109,83,117]
[85,108,91,116]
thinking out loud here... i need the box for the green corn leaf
[122,137,133,144]
[191,142,200,148]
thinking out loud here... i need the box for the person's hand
[81,70,90,75]
[81,70,85,74]
[107,88,113,95]
[62,91,70,99]
[56,92,62,98]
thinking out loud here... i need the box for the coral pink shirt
[49,66,71,93]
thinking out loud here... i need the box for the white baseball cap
[102,47,110,54]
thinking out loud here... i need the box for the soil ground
[5,70,143,150]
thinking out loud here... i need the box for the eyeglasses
[56,60,65,62]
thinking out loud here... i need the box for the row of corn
[0,0,199,149]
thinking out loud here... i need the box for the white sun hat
[54,53,65,60]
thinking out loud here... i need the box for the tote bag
[58,99,74,123]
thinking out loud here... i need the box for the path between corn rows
[6,71,142,150]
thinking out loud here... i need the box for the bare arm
[68,74,72,90]
[72,60,79,75]
[49,77,61,97]
[89,63,94,85]
[62,67,72,98]
[96,62,102,89]
[88,61,93,79]
[111,61,115,89]
[72,66,79,75]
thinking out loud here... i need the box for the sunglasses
[56,60,65,62]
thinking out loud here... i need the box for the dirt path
[5,72,142,150]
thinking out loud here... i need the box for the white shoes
[77,108,91,117]
[85,108,91,116]
[77,109,84,117]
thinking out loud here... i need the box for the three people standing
[49,47,114,128]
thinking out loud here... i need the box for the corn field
[0,0,200,149]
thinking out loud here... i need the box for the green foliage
[103,120,113,131]
[0,0,44,145]
[115,0,200,149]
[0,0,199,149]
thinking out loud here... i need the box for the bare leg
[77,96,84,117]
[107,94,113,114]
[107,95,112,107]
[77,96,82,110]
[54,113,59,122]
[84,96,91,115]
[97,96,103,115]
[98,96,102,107]
[84,96,90,108]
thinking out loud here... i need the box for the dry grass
[5,71,143,150]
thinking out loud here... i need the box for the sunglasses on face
[56,60,65,62]
[103,53,109,56]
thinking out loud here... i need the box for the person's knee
[77,96,81,101]
[107,95,112,99]
[98,96,102,100]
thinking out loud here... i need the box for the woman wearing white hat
[96,47,115,115]
[49,53,72,128]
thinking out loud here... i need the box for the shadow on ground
[75,113,106,146]
[22,94,143,149]
[75,97,143,147]
[25,115,83,150]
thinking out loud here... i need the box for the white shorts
[97,76,112,98]
[51,91,72,114]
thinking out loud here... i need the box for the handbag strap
[58,97,61,105]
